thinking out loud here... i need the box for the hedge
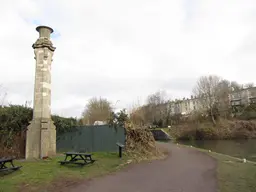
[0,105,81,148]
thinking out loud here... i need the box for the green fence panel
[56,125,125,152]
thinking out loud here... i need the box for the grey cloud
[53,76,160,99]
[52,104,84,118]
[2,0,256,118]
[3,81,33,101]
[236,32,256,54]
[160,77,198,93]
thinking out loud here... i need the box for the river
[178,139,256,162]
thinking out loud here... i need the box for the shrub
[0,105,32,148]
[0,105,81,157]
[238,103,256,120]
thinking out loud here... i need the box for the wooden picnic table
[59,152,96,166]
[0,157,22,172]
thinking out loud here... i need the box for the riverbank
[169,120,256,140]
[212,152,256,192]
[180,144,256,192]
[178,139,256,162]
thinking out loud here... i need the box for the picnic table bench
[0,157,22,172]
[59,152,96,166]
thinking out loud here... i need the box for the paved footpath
[69,143,217,192]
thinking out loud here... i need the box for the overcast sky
[0,0,256,117]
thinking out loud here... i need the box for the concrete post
[25,26,57,159]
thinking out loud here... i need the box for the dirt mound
[125,125,165,161]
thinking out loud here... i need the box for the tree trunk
[210,108,216,125]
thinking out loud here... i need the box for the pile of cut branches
[125,124,165,161]
[108,111,167,161]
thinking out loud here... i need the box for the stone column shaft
[33,48,53,119]
[26,26,56,159]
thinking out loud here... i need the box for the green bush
[0,105,32,147]
[52,115,80,134]
[0,105,80,148]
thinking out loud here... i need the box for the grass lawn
[0,152,129,192]
[210,152,256,192]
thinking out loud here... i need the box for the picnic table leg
[0,162,7,169]
[64,155,68,161]
[83,155,95,164]
[78,155,87,164]
[70,155,79,162]
[88,156,92,162]
[66,154,74,161]
[10,160,15,168]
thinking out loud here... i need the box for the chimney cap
[36,26,54,33]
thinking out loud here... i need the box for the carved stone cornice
[32,37,56,52]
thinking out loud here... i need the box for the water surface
[178,139,256,162]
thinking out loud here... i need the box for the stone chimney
[26,26,56,159]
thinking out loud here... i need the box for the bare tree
[0,85,7,107]
[146,90,168,126]
[193,75,222,125]
[244,82,254,88]
[127,99,147,126]
[215,79,231,118]
[230,81,243,91]
[129,91,170,127]
[162,100,173,126]
[147,90,166,105]
[129,105,146,126]
[82,97,113,125]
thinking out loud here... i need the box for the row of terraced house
[168,87,256,115]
